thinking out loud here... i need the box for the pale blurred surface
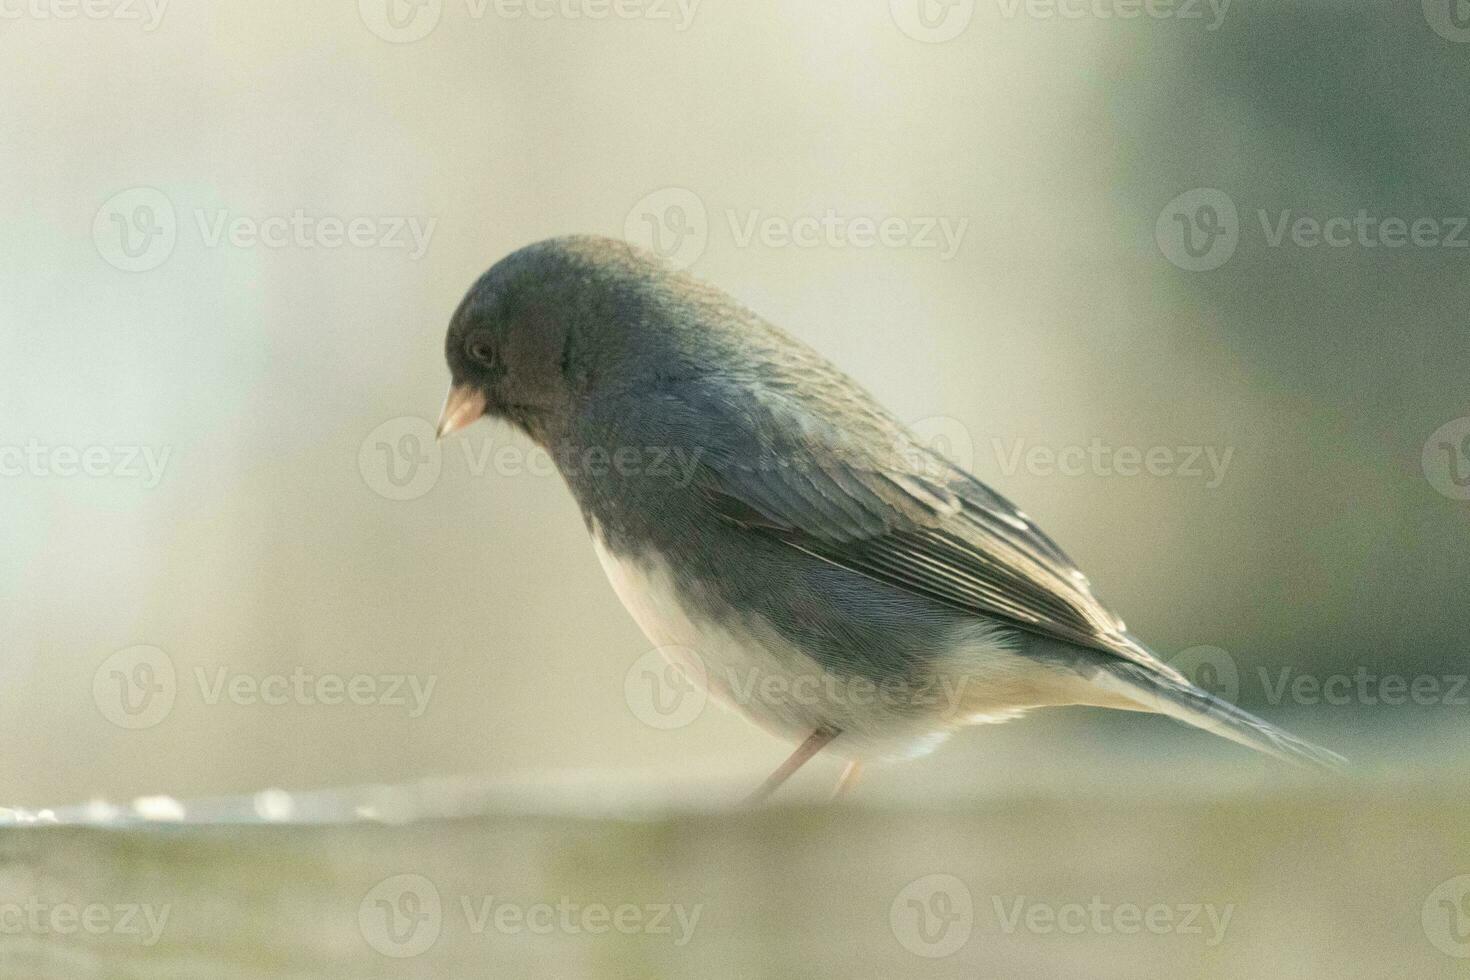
[2,0,1468,974]
[1,771,1467,980]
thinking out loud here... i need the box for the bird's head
[436,236,642,444]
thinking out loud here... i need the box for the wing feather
[685,385,1183,682]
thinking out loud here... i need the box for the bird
[434,234,1344,802]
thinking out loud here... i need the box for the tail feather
[1087,659,1347,770]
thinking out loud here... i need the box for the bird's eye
[467,336,495,367]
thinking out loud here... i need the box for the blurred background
[2,1,1468,976]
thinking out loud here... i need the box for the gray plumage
[440,234,1344,772]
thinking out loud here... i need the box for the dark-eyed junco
[436,235,1343,801]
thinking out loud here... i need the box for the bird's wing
[678,379,1185,682]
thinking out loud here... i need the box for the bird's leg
[743,727,840,805]
[831,759,863,800]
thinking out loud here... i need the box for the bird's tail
[1085,658,1347,770]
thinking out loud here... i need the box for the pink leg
[744,727,841,805]
[832,759,863,800]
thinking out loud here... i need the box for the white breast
[591,532,714,654]
[591,530,797,719]
[588,525,964,758]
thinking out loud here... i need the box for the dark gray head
[436,234,715,445]
[438,235,621,442]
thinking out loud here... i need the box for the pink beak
[435,384,487,440]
